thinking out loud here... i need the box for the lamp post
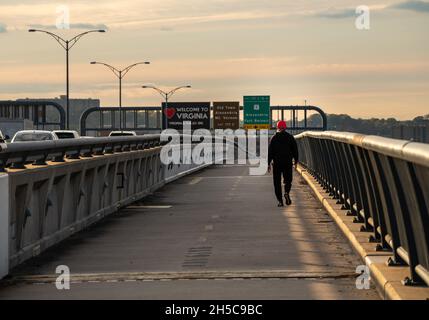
[28,29,106,129]
[91,61,150,130]
[142,85,191,130]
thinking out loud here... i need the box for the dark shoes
[277,193,292,207]
[284,193,292,206]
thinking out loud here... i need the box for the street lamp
[28,28,106,129]
[91,61,150,130]
[142,85,191,130]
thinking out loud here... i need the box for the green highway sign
[243,96,270,129]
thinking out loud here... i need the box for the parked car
[109,131,137,137]
[11,130,59,143]
[53,130,80,139]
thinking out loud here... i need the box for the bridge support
[0,173,9,279]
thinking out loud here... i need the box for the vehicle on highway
[53,130,80,139]
[11,130,59,143]
[109,131,138,137]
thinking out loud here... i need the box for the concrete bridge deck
[0,165,378,299]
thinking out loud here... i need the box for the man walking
[268,120,299,207]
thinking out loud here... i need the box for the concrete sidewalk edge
[296,165,429,300]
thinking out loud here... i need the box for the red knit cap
[277,120,287,130]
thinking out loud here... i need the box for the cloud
[389,0,429,12]
[28,23,108,30]
[159,26,174,32]
[70,23,108,30]
[313,8,356,19]
[0,23,7,33]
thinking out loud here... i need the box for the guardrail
[0,135,163,172]
[0,100,66,130]
[79,105,327,136]
[296,131,429,287]
[0,135,226,278]
[270,105,327,132]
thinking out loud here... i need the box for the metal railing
[270,105,327,132]
[80,106,161,136]
[0,135,162,171]
[0,100,66,130]
[80,105,327,136]
[296,131,429,286]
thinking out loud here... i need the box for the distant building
[18,96,100,131]
[0,118,34,139]
[392,124,429,143]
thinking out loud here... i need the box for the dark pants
[272,161,293,203]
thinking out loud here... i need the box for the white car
[53,130,80,139]
[11,130,59,143]
[109,131,137,137]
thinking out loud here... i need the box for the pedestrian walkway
[0,165,379,299]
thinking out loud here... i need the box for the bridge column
[0,173,9,279]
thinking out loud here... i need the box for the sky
[0,0,428,120]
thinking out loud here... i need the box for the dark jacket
[268,130,299,165]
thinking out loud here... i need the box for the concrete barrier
[0,137,227,279]
[0,173,8,279]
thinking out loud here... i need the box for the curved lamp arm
[167,85,192,98]
[90,61,121,78]
[28,29,67,49]
[68,29,106,49]
[142,85,191,99]
[29,29,105,50]
[142,85,167,98]
[122,62,150,77]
